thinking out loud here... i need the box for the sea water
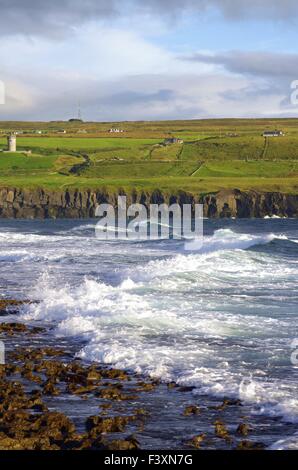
[0,218,297,448]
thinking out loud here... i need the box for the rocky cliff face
[0,187,297,219]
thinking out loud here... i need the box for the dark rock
[183,405,201,416]
[0,187,296,219]
[236,440,266,450]
[95,387,136,401]
[0,299,29,316]
[106,435,140,450]
[178,386,196,392]
[137,382,156,392]
[86,415,134,437]
[0,323,45,336]
[214,420,231,442]
[0,436,54,450]
[187,434,206,449]
[30,412,76,440]
[167,381,178,389]
[236,423,250,436]
[43,380,60,396]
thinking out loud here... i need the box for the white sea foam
[0,250,37,263]
[186,228,287,252]
[20,228,298,425]
[0,231,68,244]
[0,249,66,263]
[63,224,97,233]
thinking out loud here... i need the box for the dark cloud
[0,0,119,37]
[185,51,298,79]
[143,0,298,20]
[0,0,298,37]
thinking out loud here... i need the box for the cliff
[0,187,297,219]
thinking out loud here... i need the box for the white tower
[7,134,16,152]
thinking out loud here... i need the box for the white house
[263,130,285,137]
[109,128,124,133]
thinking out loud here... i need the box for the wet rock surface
[0,301,296,450]
[0,323,45,335]
[0,300,30,317]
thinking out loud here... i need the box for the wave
[0,250,37,263]
[0,232,66,244]
[20,227,298,426]
[62,224,97,234]
[0,249,67,263]
[185,228,287,252]
[21,273,298,424]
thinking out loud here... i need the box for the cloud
[141,0,298,21]
[184,51,298,79]
[183,49,298,114]
[0,2,297,120]
[1,67,291,121]
[100,89,175,106]
[0,0,119,38]
[0,0,298,38]
[0,32,295,121]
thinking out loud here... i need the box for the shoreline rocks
[0,300,30,317]
[0,299,271,450]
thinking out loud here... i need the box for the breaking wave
[20,228,298,427]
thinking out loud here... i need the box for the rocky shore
[0,188,297,219]
[0,300,293,451]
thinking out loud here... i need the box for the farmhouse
[164,137,184,145]
[109,128,124,133]
[263,130,285,137]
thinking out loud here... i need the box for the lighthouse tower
[7,134,16,152]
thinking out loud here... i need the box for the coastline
[0,300,295,451]
[0,188,297,219]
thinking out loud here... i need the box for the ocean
[0,218,297,449]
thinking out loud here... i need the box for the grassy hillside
[0,118,297,194]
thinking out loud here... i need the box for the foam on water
[0,232,65,243]
[186,228,287,252]
[19,227,298,431]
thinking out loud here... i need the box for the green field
[195,161,297,178]
[0,118,297,194]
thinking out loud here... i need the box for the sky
[0,0,298,121]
